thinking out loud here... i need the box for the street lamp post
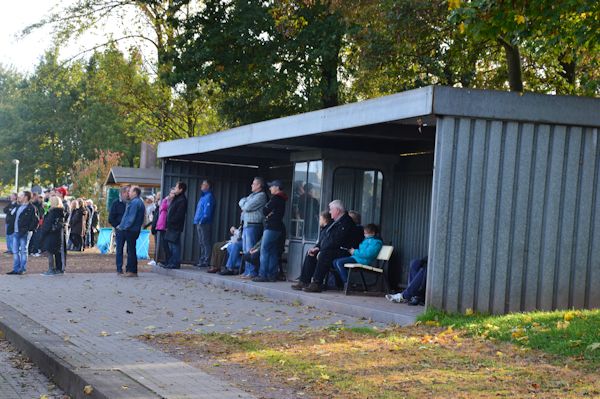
[12,159,19,193]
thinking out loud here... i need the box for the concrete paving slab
[153,265,423,325]
[0,272,382,398]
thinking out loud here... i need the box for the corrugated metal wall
[163,159,259,264]
[427,117,600,314]
[388,155,433,287]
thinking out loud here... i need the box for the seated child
[332,223,383,285]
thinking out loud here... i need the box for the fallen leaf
[83,385,94,395]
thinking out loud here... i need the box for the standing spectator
[28,192,45,256]
[84,199,95,248]
[3,193,18,254]
[40,196,65,276]
[254,180,288,282]
[116,186,146,277]
[161,181,188,269]
[237,177,268,279]
[54,187,69,268]
[144,195,156,228]
[109,186,129,274]
[6,191,39,275]
[193,179,215,268]
[156,190,174,267]
[77,198,88,250]
[68,200,84,251]
[146,192,162,266]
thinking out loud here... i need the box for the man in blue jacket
[193,179,215,268]
[117,186,146,277]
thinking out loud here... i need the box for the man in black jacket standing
[110,186,129,274]
[254,180,288,282]
[7,191,39,275]
[162,181,188,269]
[293,199,355,292]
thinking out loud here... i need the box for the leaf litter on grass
[139,325,600,399]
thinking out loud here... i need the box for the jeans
[402,259,427,300]
[196,224,212,267]
[333,256,357,284]
[242,224,262,276]
[258,229,281,280]
[115,229,125,272]
[225,241,243,270]
[12,231,32,273]
[166,232,181,267]
[6,233,14,253]
[122,229,140,273]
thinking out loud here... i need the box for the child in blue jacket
[333,224,383,285]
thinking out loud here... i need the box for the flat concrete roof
[105,167,161,187]
[158,86,600,159]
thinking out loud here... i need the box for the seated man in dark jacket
[292,200,355,293]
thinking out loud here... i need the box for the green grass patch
[418,308,600,367]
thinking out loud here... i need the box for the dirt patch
[140,326,600,399]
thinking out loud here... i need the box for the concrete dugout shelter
[158,86,600,314]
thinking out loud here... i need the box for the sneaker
[408,296,425,306]
[385,293,407,303]
[147,260,156,266]
[41,270,57,276]
[303,282,322,293]
[218,269,235,276]
[240,274,255,280]
[6,271,18,275]
[291,282,307,291]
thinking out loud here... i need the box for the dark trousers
[299,248,347,284]
[165,231,181,267]
[196,224,212,267]
[122,230,140,273]
[115,230,126,272]
[402,259,427,300]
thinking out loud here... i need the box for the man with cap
[254,179,288,282]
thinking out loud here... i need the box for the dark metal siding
[428,117,600,313]
[162,159,259,264]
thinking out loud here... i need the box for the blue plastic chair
[136,230,151,260]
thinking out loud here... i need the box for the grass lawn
[141,309,600,399]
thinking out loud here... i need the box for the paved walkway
[0,272,378,398]
[0,338,65,399]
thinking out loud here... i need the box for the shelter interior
[162,116,437,290]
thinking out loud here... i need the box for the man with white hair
[291,199,356,293]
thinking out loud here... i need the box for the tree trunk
[558,53,576,94]
[499,39,523,92]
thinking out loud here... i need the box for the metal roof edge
[432,86,600,127]
[157,86,435,159]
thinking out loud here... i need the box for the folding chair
[344,245,393,295]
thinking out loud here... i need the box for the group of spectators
[103,176,426,303]
[142,176,384,292]
[107,182,193,277]
[3,187,99,276]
